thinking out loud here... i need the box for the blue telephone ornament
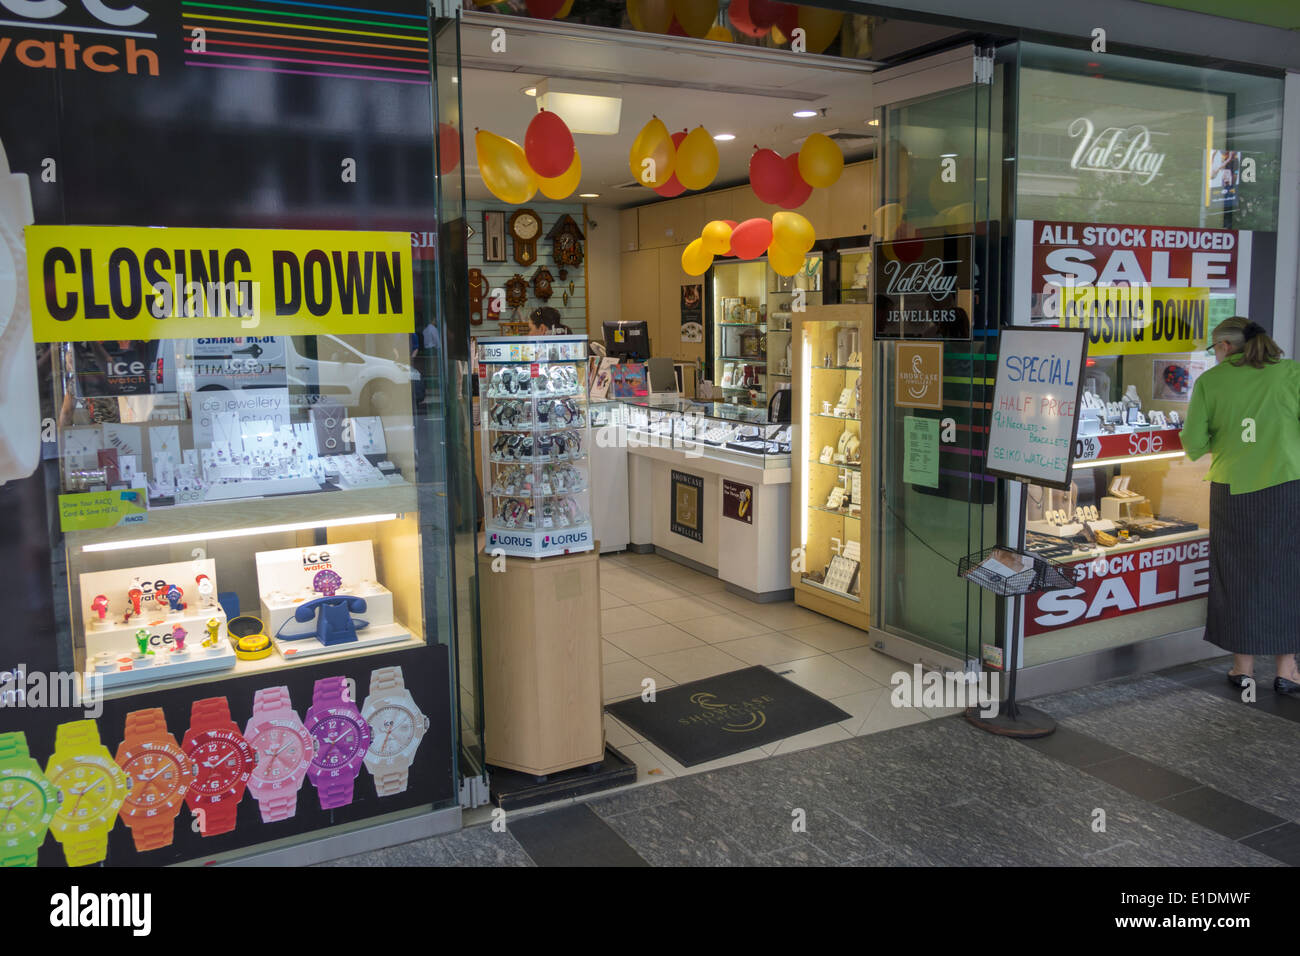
[277,595,368,646]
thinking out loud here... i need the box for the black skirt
[1205,478,1300,654]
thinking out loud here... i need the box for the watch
[361,667,430,797]
[305,677,373,810]
[45,719,128,867]
[182,697,255,837]
[0,732,59,867]
[245,686,315,823]
[115,708,197,853]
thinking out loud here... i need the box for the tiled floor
[594,549,941,782]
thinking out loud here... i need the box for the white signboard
[986,328,1087,489]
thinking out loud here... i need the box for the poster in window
[681,284,703,343]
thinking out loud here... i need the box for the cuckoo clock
[504,274,528,309]
[532,266,554,302]
[546,214,585,280]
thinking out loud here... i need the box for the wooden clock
[532,266,554,302]
[547,213,585,280]
[504,274,528,308]
[509,209,542,266]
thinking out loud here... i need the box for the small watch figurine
[172,625,187,652]
[125,587,143,622]
[90,595,109,621]
[195,574,215,608]
[135,629,153,655]
[203,618,220,647]
[165,585,186,613]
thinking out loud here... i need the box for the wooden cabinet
[638,199,690,249]
[703,189,733,224]
[620,248,659,337]
[619,207,639,252]
[827,161,874,239]
[478,548,604,776]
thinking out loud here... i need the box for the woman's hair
[529,306,567,332]
[1211,316,1283,369]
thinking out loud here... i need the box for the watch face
[249,722,314,786]
[0,771,55,847]
[48,755,127,827]
[513,214,539,239]
[367,705,421,757]
[119,744,196,817]
[184,731,255,802]
[308,711,372,770]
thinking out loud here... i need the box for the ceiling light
[523,87,537,96]
[450,76,458,84]
[713,133,736,141]
[793,110,817,118]
[534,78,622,135]
[867,118,879,126]
[579,193,600,198]
[940,153,957,158]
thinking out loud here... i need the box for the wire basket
[958,546,1076,597]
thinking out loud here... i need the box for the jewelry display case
[621,397,792,470]
[791,304,873,630]
[478,334,595,559]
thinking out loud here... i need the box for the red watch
[182,697,255,837]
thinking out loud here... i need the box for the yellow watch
[228,615,274,661]
[44,720,128,867]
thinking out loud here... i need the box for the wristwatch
[305,676,373,810]
[45,719,128,867]
[115,708,197,853]
[182,697,255,837]
[244,686,314,823]
[0,732,59,867]
[361,667,430,797]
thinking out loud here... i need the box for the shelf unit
[791,304,872,630]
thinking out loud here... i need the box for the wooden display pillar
[477,548,605,777]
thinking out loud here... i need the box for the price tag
[1074,436,1101,461]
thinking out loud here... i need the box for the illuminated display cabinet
[790,304,873,631]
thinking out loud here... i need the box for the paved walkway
[325,656,1300,867]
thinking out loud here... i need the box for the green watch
[0,731,59,867]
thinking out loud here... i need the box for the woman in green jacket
[1183,316,1300,697]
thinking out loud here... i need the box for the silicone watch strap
[312,677,358,810]
[251,686,302,823]
[0,733,39,867]
[53,720,112,867]
[368,667,411,797]
[188,698,241,836]
[120,708,182,853]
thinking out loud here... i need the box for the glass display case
[836,246,872,306]
[621,397,792,469]
[792,304,872,629]
[478,334,594,558]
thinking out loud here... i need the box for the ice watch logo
[0,0,159,77]
[50,885,152,937]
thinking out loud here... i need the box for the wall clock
[532,266,554,302]
[468,268,485,324]
[505,274,528,308]
[483,210,506,262]
[509,209,541,266]
[547,213,585,280]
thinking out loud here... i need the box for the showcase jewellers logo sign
[881,257,960,301]
[50,887,152,937]
[1067,117,1167,186]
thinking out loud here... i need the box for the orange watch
[114,708,198,853]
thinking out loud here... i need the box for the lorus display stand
[477,547,604,779]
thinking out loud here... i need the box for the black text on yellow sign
[25,226,414,342]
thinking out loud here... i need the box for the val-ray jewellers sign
[874,235,972,340]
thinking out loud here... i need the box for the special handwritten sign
[986,328,1088,489]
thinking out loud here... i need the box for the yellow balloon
[772,211,815,255]
[681,238,714,277]
[476,129,537,205]
[675,125,719,191]
[629,116,676,189]
[768,242,804,277]
[797,7,843,54]
[798,132,843,189]
[556,0,575,17]
[700,220,733,255]
[672,0,717,38]
[538,151,582,200]
[705,24,732,42]
[627,0,672,33]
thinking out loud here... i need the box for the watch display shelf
[478,334,595,559]
[618,397,792,470]
[791,304,872,630]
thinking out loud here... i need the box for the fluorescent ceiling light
[1072,451,1185,470]
[535,78,622,135]
[579,192,600,198]
[940,152,957,158]
[81,513,401,554]
[793,110,817,118]
[713,133,736,141]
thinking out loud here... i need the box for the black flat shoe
[1228,672,1255,689]
[1274,676,1300,698]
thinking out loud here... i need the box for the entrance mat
[606,666,852,767]
[489,745,637,812]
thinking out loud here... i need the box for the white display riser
[274,622,413,660]
[483,521,595,559]
[260,587,395,640]
[86,645,237,690]
[203,476,322,501]
[85,607,228,658]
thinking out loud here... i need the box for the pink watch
[243,686,315,823]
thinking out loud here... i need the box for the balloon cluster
[681,211,816,277]
[476,110,582,204]
[628,0,722,38]
[749,132,843,209]
[629,117,720,196]
[730,0,843,53]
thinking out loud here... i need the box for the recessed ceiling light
[793,110,817,118]
[940,152,957,158]
[450,76,458,84]
[579,193,600,198]
[867,118,879,126]
[713,133,736,141]
[523,87,537,96]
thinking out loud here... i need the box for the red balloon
[728,0,769,37]
[525,0,566,18]
[524,110,575,179]
[655,130,688,197]
[778,152,812,208]
[723,220,738,229]
[748,0,787,29]
[773,3,797,39]
[749,148,792,204]
[437,122,460,175]
[667,16,688,36]
[730,218,774,260]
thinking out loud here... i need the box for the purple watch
[304,677,372,810]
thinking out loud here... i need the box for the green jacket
[1182,354,1300,494]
